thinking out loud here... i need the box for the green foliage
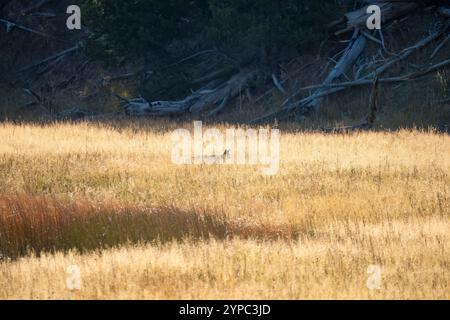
[81,0,343,64]
[206,0,341,62]
[81,0,209,62]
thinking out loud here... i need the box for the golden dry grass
[0,121,449,299]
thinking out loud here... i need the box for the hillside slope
[0,1,449,130]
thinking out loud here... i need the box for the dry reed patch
[0,195,313,259]
[0,195,229,259]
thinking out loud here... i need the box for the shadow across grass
[0,195,230,259]
[0,195,308,259]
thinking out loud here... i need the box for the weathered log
[368,25,448,77]
[272,74,287,95]
[0,18,56,39]
[250,31,367,123]
[18,45,80,73]
[306,31,367,111]
[290,56,450,102]
[250,22,449,124]
[336,1,420,35]
[121,69,258,117]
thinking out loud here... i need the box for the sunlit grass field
[0,121,448,299]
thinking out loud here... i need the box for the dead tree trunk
[121,69,257,117]
[305,31,367,112]
[322,76,380,133]
[335,1,420,36]
[250,31,367,123]
[251,14,450,124]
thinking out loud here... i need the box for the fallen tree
[250,4,450,124]
[118,1,450,123]
[334,0,421,36]
[120,69,258,117]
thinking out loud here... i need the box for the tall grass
[0,194,313,259]
[0,121,448,299]
[0,195,231,259]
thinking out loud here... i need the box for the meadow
[0,121,448,299]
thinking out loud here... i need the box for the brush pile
[251,1,450,124]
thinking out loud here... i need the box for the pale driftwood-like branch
[254,61,316,104]
[21,88,50,114]
[368,24,449,78]
[250,31,367,124]
[272,73,287,95]
[295,54,450,108]
[250,22,449,124]
[362,31,383,46]
[190,69,256,114]
[431,34,450,59]
[121,69,257,117]
[22,88,41,103]
[0,18,56,39]
[18,45,79,73]
[336,1,420,35]
[306,31,366,111]
[273,57,450,93]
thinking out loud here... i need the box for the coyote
[193,149,231,164]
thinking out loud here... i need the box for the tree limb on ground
[334,0,420,36]
[250,31,367,123]
[121,69,257,117]
[18,45,80,73]
[250,21,449,124]
[0,18,58,39]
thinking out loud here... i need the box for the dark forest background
[0,0,449,130]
